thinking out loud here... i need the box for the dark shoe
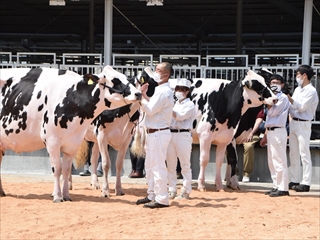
[177,172,183,179]
[143,201,169,209]
[294,184,310,192]
[97,171,103,177]
[289,182,299,189]
[136,196,151,205]
[130,171,144,178]
[269,190,290,197]
[265,188,277,195]
[79,170,91,176]
[128,170,135,178]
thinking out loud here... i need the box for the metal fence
[1,52,319,123]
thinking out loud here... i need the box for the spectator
[287,65,319,192]
[136,62,174,208]
[241,107,266,183]
[260,74,290,197]
[166,78,196,200]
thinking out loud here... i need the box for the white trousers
[145,129,171,205]
[267,128,289,191]
[166,132,193,194]
[289,120,312,186]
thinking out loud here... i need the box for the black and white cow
[72,69,157,197]
[75,103,140,197]
[190,70,278,191]
[0,66,141,202]
[224,68,273,189]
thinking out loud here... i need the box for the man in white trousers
[136,62,174,208]
[166,78,196,200]
[260,74,291,197]
[287,65,319,192]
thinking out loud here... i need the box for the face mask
[175,91,186,101]
[270,84,281,93]
[296,77,303,86]
[153,72,162,83]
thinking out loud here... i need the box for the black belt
[292,117,309,122]
[266,127,282,131]
[170,129,190,133]
[146,127,169,134]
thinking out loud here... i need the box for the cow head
[256,67,273,86]
[241,70,278,106]
[95,66,142,108]
[128,67,158,98]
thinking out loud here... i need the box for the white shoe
[174,187,190,200]
[242,176,250,183]
[175,192,190,200]
[168,191,177,199]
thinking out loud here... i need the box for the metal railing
[1,52,319,123]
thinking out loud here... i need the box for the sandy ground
[0,173,319,240]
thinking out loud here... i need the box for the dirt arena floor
[0,173,319,240]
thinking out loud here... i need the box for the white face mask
[153,72,162,83]
[175,91,186,101]
[270,84,281,93]
[296,77,303,86]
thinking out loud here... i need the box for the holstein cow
[0,66,141,202]
[190,70,278,191]
[73,68,157,197]
[224,68,273,189]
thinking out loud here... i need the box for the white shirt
[265,91,290,128]
[289,83,319,121]
[170,98,196,130]
[141,82,174,129]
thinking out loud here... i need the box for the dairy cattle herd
[0,66,277,202]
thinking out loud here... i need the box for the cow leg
[215,145,227,192]
[68,170,73,190]
[48,152,63,203]
[90,143,100,190]
[61,153,73,201]
[98,143,111,198]
[197,139,212,191]
[225,141,240,190]
[0,152,6,197]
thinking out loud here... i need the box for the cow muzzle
[135,92,142,100]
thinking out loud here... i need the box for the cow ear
[83,74,99,86]
[144,67,155,79]
[242,78,251,89]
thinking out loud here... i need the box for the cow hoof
[101,192,111,198]
[115,192,125,196]
[92,185,100,190]
[197,188,206,192]
[63,197,72,202]
[0,191,6,197]
[53,198,63,203]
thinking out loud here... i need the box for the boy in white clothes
[166,78,196,200]
[260,74,290,197]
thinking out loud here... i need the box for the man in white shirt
[136,62,174,208]
[260,74,290,197]
[287,65,319,192]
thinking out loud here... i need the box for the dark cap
[270,74,284,84]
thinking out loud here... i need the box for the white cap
[176,78,191,88]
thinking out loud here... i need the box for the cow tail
[73,140,89,169]
[130,126,146,158]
